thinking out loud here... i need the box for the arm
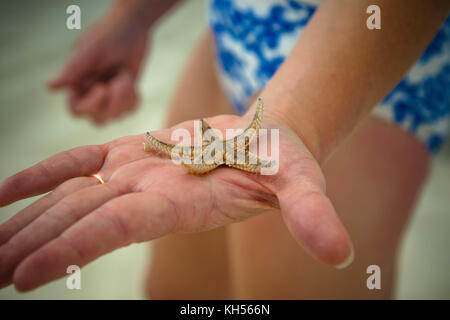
[103,0,182,31]
[258,0,450,163]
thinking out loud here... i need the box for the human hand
[48,14,148,124]
[0,111,353,291]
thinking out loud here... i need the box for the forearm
[105,0,182,31]
[259,0,449,163]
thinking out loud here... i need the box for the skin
[0,111,351,291]
[147,31,430,299]
[0,0,448,297]
[47,0,179,124]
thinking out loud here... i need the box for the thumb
[277,161,354,268]
[48,46,99,90]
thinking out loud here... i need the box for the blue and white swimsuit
[209,0,450,153]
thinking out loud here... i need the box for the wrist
[245,93,325,164]
[267,103,324,164]
[104,1,149,32]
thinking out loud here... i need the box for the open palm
[0,113,352,291]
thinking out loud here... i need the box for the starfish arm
[226,151,274,173]
[225,98,263,148]
[145,132,176,156]
[200,118,223,148]
[144,98,269,175]
[226,163,261,173]
[145,132,200,158]
[181,162,221,175]
[200,118,213,133]
[246,151,274,168]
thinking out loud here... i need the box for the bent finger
[106,70,137,119]
[48,45,100,90]
[71,83,108,116]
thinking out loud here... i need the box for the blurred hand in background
[46,0,182,125]
[48,14,148,124]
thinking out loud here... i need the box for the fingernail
[334,243,354,269]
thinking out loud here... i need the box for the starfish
[143,98,274,174]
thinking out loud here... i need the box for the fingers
[105,70,137,119]
[0,177,98,246]
[48,45,99,90]
[66,70,137,124]
[0,145,106,207]
[68,83,107,117]
[0,181,123,288]
[12,193,177,291]
[277,161,353,268]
